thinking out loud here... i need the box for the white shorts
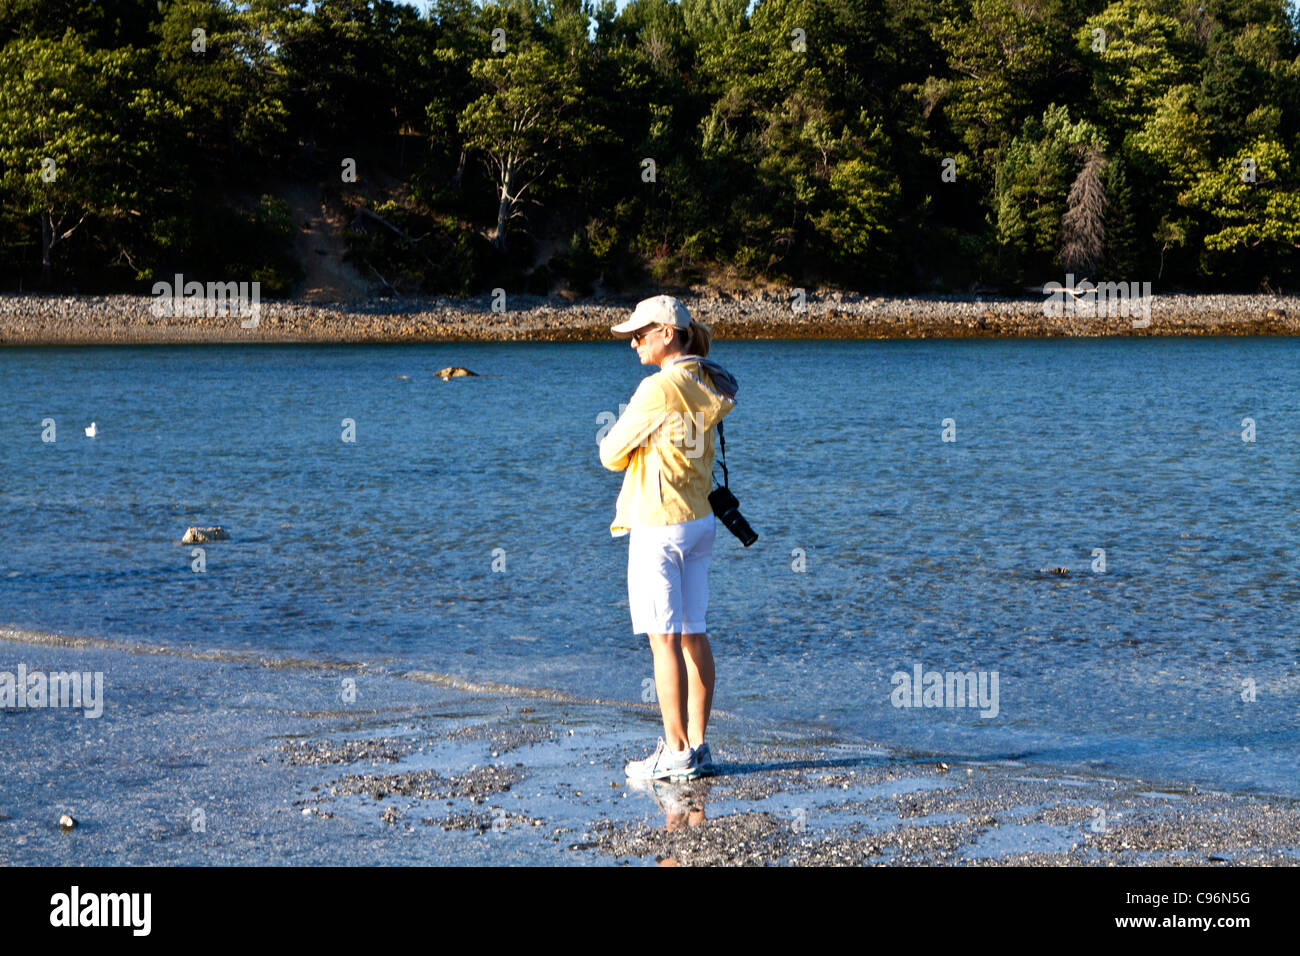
[627,514,716,635]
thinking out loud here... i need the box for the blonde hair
[671,318,712,358]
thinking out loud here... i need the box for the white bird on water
[84,422,97,438]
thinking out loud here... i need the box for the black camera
[708,484,758,547]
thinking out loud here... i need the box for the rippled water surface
[2,339,1297,795]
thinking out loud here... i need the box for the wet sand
[2,626,1296,866]
[1,290,1297,345]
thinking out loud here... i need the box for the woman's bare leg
[648,632,689,751]
[681,632,714,747]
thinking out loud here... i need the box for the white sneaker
[625,737,700,781]
[692,741,716,776]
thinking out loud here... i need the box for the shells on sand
[182,526,230,544]
[435,366,478,380]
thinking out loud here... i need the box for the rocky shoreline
[1,290,1297,345]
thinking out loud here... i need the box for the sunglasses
[631,326,665,346]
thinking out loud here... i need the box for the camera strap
[715,421,729,489]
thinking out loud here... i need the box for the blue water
[2,339,1297,796]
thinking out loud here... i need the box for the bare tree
[642,27,669,72]
[1059,145,1109,276]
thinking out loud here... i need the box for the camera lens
[708,486,758,547]
[721,508,758,547]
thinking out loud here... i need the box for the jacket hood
[661,355,738,430]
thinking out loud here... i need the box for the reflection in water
[628,778,711,833]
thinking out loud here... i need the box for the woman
[598,295,739,781]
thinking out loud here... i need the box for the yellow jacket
[599,355,738,537]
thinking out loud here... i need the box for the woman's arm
[599,377,668,471]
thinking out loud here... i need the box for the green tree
[422,0,485,194]
[1102,154,1141,276]
[811,117,902,267]
[154,0,289,166]
[680,0,749,50]
[930,0,1083,172]
[279,0,426,158]
[1194,3,1296,155]
[1182,137,1300,257]
[459,44,593,252]
[1127,84,1212,191]
[1079,0,1192,129]
[0,0,159,47]
[0,32,167,285]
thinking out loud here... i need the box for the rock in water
[58,814,77,831]
[435,366,478,380]
[182,526,230,544]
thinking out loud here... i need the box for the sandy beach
[3,626,1296,866]
[1,290,1298,345]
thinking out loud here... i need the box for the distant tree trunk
[38,209,88,288]
[493,167,514,252]
[40,211,53,287]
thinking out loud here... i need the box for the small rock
[182,526,229,544]
[435,366,478,380]
[58,814,76,831]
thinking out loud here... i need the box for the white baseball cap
[610,295,691,335]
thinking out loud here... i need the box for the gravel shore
[2,290,1297,345]
[3,626,1297,866]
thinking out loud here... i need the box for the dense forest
[1,0,1297,297]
